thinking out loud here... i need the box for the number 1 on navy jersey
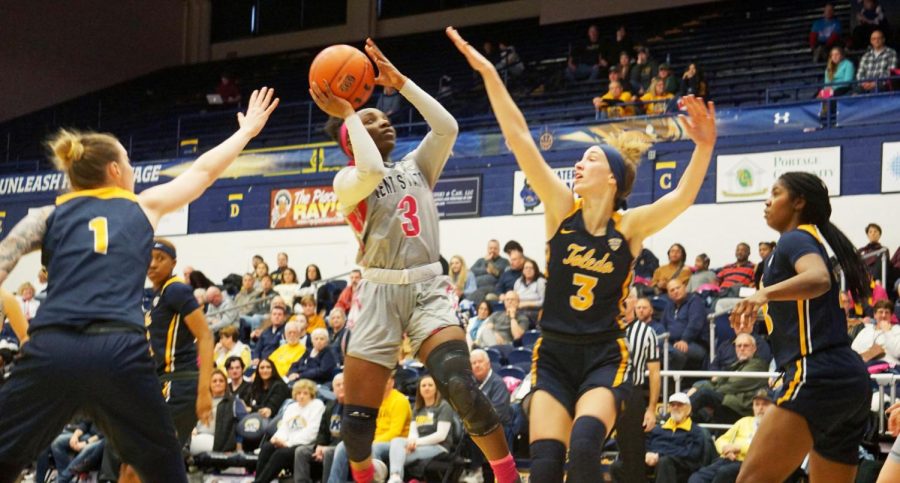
[89,216,109,254]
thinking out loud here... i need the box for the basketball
[308,44,376,109]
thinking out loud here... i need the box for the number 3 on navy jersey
[570,273,597,311]
[89,216,109,254]
[397,195,421,237]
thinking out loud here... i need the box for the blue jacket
[495,268,523,295]
[253,324,285,361]
[288,346,339,384]
[662,293,708,344]
[647,417,705,459]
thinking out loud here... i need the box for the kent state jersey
[762,225,851,370]
[147,276,201,375]
[344,159,441,270]
[32,187,153,331]
[540,200,634,336]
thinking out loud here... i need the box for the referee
[613,295,661,483]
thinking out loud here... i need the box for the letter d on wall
[228,193,244,218]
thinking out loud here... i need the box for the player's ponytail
[603,131,652,208]
[778,172,871,301]
[47,129,121,190]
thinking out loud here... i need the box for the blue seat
[521,330,541,349]
[506,348,533,367]
[491,344,515,361]
[485,347,503,365]
[497,365,527,381]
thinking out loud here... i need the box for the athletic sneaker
[373,459,388,483]
[387,474,404,483]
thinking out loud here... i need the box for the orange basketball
[309,45,376,110]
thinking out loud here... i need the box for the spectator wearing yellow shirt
[641,79,675,116]
[296,294,327,334]
[593,80,635,119]
[268,318,309,378]
[329,372,412,481]
[686,389,773,483]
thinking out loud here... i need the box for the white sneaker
[372,459,388,483]
[387,474,404,483]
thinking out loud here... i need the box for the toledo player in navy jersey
[0,87,278,482]
[310,39,519,483]
[730,172,871,483]
[449,27,717,482]
[110,237,215,481]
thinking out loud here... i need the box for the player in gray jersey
[310,38,519,483]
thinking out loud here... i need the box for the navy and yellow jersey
[148,276,201,375]
[31,187,153,332]
[762,225,849,370]
[540,199,635,336]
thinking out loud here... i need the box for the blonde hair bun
[48,129,85,170]
[605,130,652,166]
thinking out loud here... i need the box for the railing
[764,75,900,104]
[593,98,674,121]
[839,247,891,293]
[660,369,900,437]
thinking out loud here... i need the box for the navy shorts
[531,331,632,416]
[0,326,187,483]
[163,378,199,448]
[775,345,870,465]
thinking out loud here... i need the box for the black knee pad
[567,416,608,482]
[341,404,378,463]
[529,439,566,483]
[425,340,500,437]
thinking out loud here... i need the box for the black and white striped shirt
[626,319,659,387]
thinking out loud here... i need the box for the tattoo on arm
[0,206,54,287]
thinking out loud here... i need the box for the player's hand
[642,409,657,432]
[314,445,325,461]
[271,437,287,448]
[310,80,355,119]
[446,27,496,75]
[887,402,900,436]
[197,390,213,426]
[730,290,768,333]
[677,95,716,148]
[259,407,272,418]
[237,87,279,138]
[365,39,407,91]
[406,438,417,453]
[645,452,659,466]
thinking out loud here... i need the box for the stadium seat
[521,330,540,349]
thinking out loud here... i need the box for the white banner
[512,167,575,215]
[156,205,189,236]
[716,146,841,203]
[882,142,900,193]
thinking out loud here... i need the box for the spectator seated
[688,334,769,424]
[687,389,774,483]
[286,328,339,385]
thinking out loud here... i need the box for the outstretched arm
[139,88,279,227]
[620,96,716,243]
[365,39,459,187]
[448,27,572,238]
[0,206,53,288]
